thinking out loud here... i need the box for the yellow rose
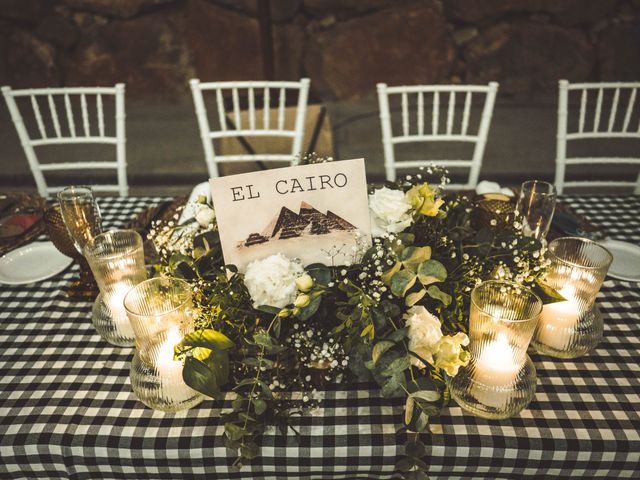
[433,332,470,376]
[405,183,444,217]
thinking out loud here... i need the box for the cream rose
[404,305,443,368]
[243,254,304,309]
[195,206,216,227]
[369,187,413,237]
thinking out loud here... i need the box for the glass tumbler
[124,277,204,412]
[57,186,103,254]
[532,237,613,358]
[515,180,557,240]
[84,229,146,346]
[448,281,542,420]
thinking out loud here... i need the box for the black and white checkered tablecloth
[1,195,639,479]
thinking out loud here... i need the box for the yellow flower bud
[278,308,290,318]
[295,273,314,292]
[294,294,311,308]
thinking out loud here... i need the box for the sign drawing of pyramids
[243,201,356,247]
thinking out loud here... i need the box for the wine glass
[57,186,103,254]
[515,180,557,240]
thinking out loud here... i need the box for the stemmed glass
[57,186,104,254]
[515,180,557,240]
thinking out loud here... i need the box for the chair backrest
[189,78,311,178]
[377,82,498,189]
[1,84,127,197]
[555,80,640,194]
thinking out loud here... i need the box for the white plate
[598,238,640,282]
[0,241,73,285]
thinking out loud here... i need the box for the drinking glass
[57,186,103,254]
[448,280,542,419]
[532,237,613,358]
[124,277,204,412]
[84,229,147,347]
[515,180,557,240]
[43,204,98,299]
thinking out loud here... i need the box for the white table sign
[210,158,372,272]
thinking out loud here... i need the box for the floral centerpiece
[149,161,552,478]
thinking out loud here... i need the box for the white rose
[195,206,216,227]
[404,306,443,368]
[244,254,304,309]
[369,187,413,237]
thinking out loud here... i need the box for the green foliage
[150,178,554,478]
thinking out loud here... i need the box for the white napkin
[475,180,514,197]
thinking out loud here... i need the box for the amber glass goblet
[43,204,98,299]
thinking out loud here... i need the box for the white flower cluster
[243,254,304,309]
[286,323,348,384]
[368,187,413,237]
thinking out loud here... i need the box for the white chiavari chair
[555,80,640,194]
[2,84,127,197]
[377,82,499,189]
[189,78,311,178]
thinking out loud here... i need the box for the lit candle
[474,333,521,387]
[154,328,193,403]
[536,286,580,351]
[105,283,135,339]
[472,333,522,409]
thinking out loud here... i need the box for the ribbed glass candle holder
[124,277,204,412]
[532,237,613,358]
[84,229,146,346]
[448,280,542,419]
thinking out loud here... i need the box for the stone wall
[1,0,639,100]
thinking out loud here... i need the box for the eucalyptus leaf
[426,285,452,306]
[401,246,432,270]
[306,263,331,285]
[414,410,430,432]
[240,442,259,459]
[224,422,245,441]
[178,329,234,352]
[174,261,196,280]
[394,457,414,473]
[381,355,411,377]
[298,296,321,322]
[387,327,408,343]
[256,305,281,315]
[380,372,406,398]
[532,281,566,305]
[404,396,415,427]
[193,230,220,250]
[405,439,427,458]
[182,356,220,398]
[410,390,441,403]
[391,270,418,297]
[371,340,395,364]
[253,398,267,415]
[381,261,401,285]
[417,259,447,286]
[405,288,427,307]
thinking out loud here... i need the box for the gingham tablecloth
[1,195,639,480]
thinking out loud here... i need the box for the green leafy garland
[149,165,552,477]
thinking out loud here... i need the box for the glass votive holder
[531,237,613,358]
[448,280,542,420]
[84,229,146,346]
[124,277,204,412]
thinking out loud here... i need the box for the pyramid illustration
[243,201,356,246]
